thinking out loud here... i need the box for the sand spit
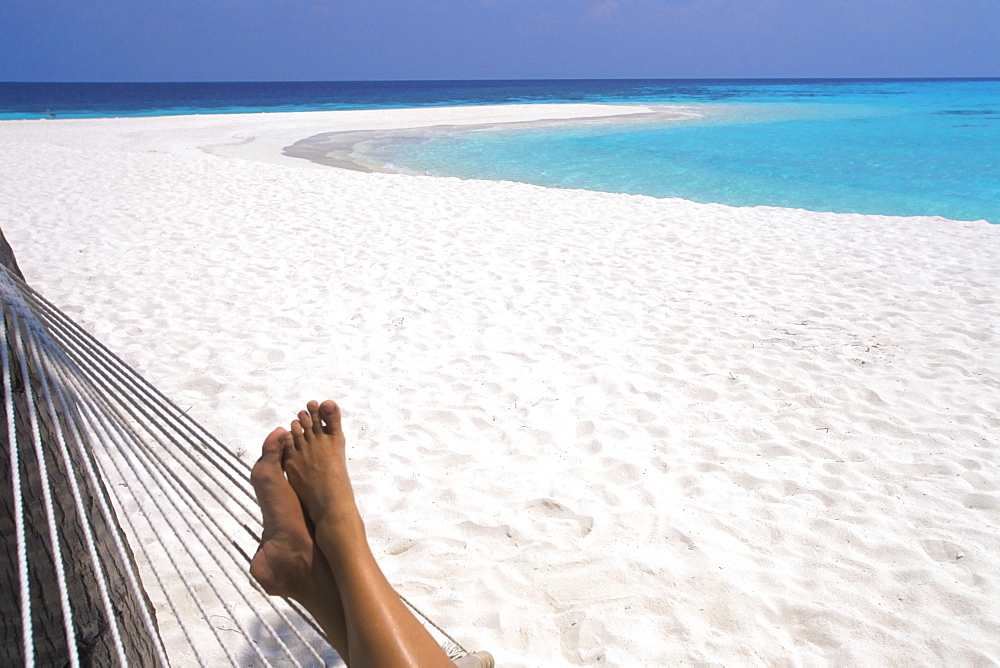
[280,106,692,173]
[1,106,998,666]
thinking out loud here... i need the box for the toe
[251,428,287,489]
[290,419,305,450]
[318,400,342,436]
[298,409,313,434]
[307,401,322,434]
[261,427,287,458]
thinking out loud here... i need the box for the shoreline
[1,105,998,665]
[279,106,696,173]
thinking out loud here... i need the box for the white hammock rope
[39,355,173,668]
[25,329,132,668]
[0,264,472,666]
[17,323,85,668]
[1,305,35,666]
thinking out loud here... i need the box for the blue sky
[2,0,998,81]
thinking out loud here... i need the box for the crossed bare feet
[249,411,349,655]
[249,400,456,668]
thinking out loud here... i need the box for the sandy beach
[1,104,999,665]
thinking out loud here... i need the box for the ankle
[314,512,367,556]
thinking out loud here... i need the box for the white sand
[1,105,998,666]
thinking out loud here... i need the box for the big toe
[262,427,287,457]
[251,427,287,488]
[318,400,342,435]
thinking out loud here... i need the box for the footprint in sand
[524,498,594,538]
[919,539,966,563]
[557,611,607,664]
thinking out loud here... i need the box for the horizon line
[4,76,1000,85]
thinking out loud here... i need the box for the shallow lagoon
[377,80,1000,223]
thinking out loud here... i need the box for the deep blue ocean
[2,80,998,222]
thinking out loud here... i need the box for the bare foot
[283,400,363,536]
[249,426,331,600]
[250,427,351,657]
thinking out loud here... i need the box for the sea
[2,79,998,223]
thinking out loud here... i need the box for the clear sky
[2,0,998,81]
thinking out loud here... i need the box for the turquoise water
[4,79,998,222]
[377,80,1000,223]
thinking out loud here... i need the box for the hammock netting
[0,263,477,666]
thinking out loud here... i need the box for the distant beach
[1,104,999,665]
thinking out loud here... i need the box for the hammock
[0,263,490,667]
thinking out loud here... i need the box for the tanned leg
[249,427,350,659]
[283,400,453,668]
